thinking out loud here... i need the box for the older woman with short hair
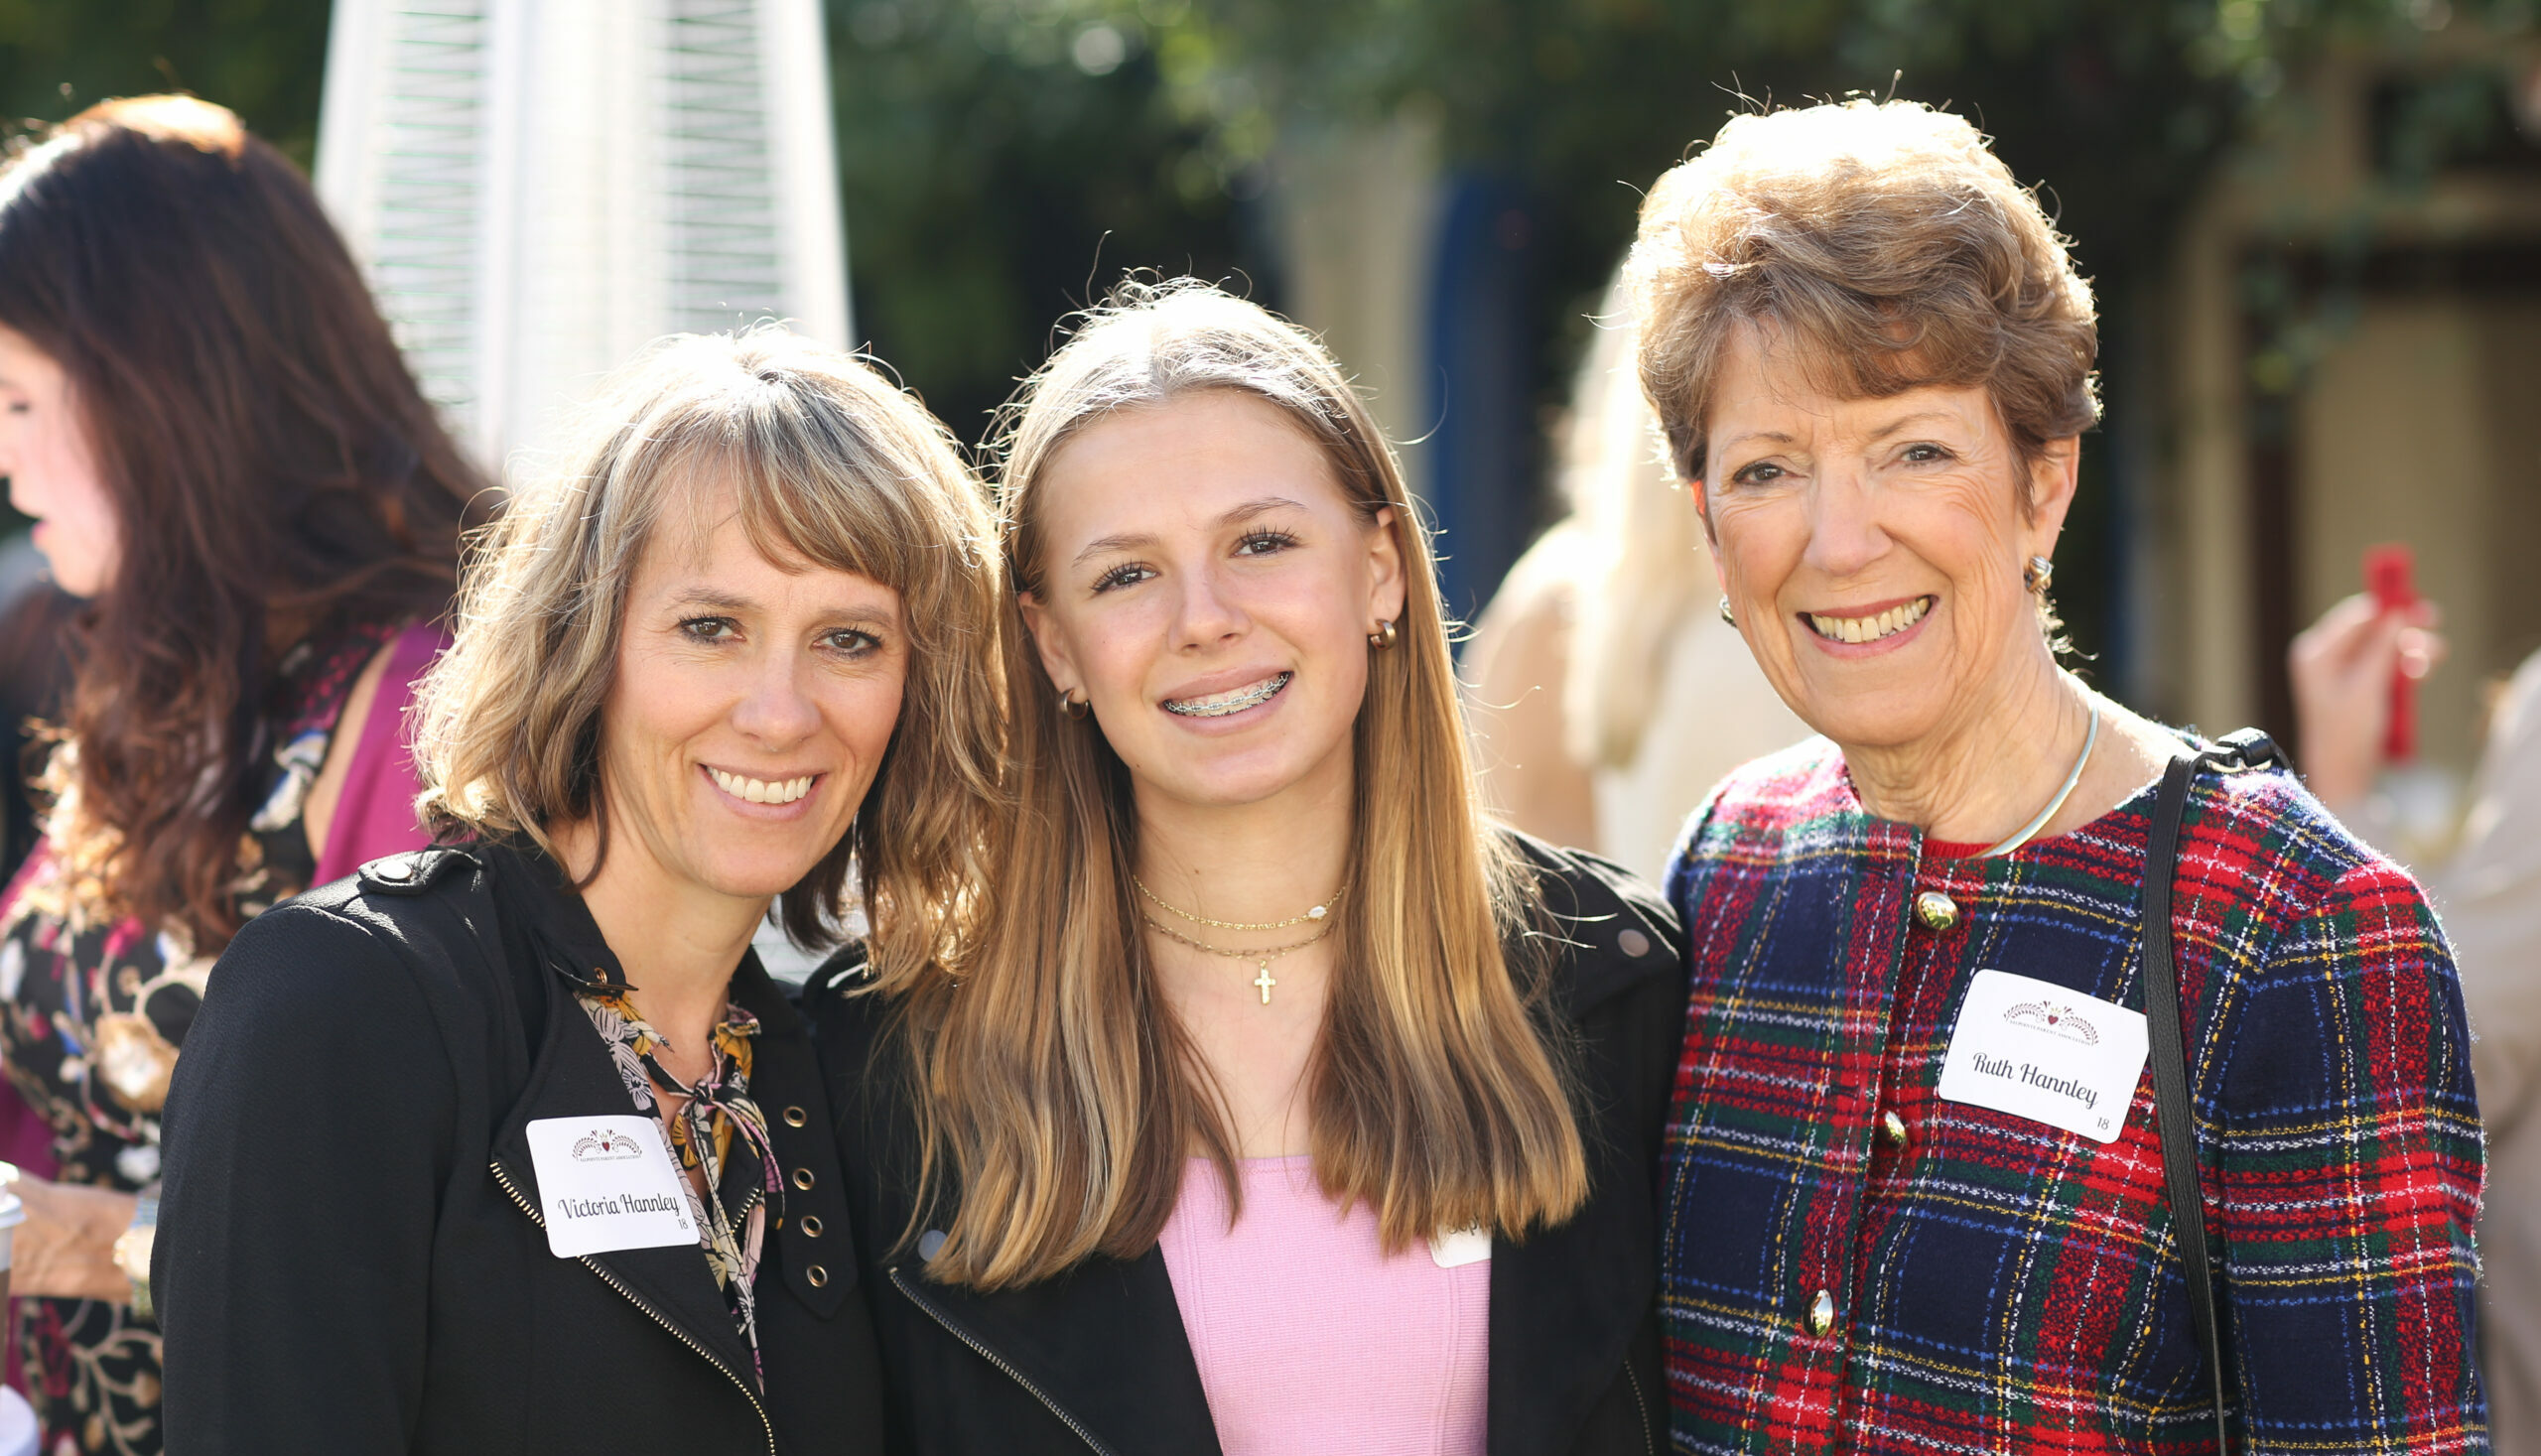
[1636,101,2482,1454]
[152,331,1005,1455]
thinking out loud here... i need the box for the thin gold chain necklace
[1139,913,1338,1005]
[1132,873,1343,932]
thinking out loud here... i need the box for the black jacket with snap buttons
[807,834,1688,1456]
[154,841,884,1456]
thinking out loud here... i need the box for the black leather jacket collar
[811,835,1686,1456]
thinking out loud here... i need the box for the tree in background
[4,0,2533,651]
[0,0,329,163]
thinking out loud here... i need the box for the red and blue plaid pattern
[1661,737,2484,1456]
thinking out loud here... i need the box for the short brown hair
[413,331,1004,971]
[1626,99,2099,486]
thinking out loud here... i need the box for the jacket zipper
[490,1160,777,1456]
[888,1265,1117,1456]
[1624,1359,1655,1456]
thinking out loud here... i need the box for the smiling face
[1018,390,1405,814]
[1699,324,2077,753]
[0,326,116,596]
[593,483,909,907]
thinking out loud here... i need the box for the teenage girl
[813,280,1687,1455]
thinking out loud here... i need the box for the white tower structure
[314,0,850,472]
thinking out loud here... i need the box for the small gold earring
[2024,556,2054,595]
[1059,688,1090,721]
[1367,619,1398,650]
[1718,596,1737,627]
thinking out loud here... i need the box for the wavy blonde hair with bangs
[412,330,1004,973]
[886,279,1587,1291]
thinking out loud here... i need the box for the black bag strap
[2142,728,2279,1454]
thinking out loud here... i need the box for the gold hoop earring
[1059,689,1090,721]
[1367,619,1398,650]
[1718,596,1737,628]
[2024,556,2055,595]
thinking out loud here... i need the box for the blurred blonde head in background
[1465,269,1805,881]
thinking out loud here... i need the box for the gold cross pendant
[1254,961,1276,1004]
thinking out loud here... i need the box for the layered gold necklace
[1133,874,1343,1005]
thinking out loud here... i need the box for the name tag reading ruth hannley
[1935,969,2149,1144]
[523,1116,698,1258]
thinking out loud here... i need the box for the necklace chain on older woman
[1139,913,1338,1005]
[1978,696,2101,859]
[1132,873,1342,931]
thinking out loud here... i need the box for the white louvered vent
[316,0,850,472]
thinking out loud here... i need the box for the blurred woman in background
[1465,270,1805,882]
[2293,598,2539,1453]
[0,96,482,1454]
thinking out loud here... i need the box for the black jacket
[155,843,883,1456]
[808,837,1688,1456]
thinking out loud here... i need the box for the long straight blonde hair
[879,280,1587,1291]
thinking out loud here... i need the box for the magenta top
[312,620,446,885]
[1156,1155,1491,1456]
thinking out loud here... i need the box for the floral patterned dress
[0,620,396,1456]
[576,987,782,1382]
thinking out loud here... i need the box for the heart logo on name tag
[2004,999,2102,1044]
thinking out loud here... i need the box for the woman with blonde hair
[811,279,1685,1455]
[153,331,1004,1455]
[1465,269,1805,881]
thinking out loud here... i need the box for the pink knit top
[1156,1155,1491,1456]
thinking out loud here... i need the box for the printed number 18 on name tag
[524,1116,698,1258]
[1935,969,2149,1144]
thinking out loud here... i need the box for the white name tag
[524,1116,699,1257]
[1429,1227,1493,1268]
[1935,969,2148,1144]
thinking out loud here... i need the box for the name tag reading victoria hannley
[524,1116,698,1257]
[1935,969,2149,1144]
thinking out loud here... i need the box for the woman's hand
[2,1169,138,1303]
[2288,594,2446,812]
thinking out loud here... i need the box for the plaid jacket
[1661,737,2484,1456]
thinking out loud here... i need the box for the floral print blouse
[576,986,782,1384]
[0,619,398,1456]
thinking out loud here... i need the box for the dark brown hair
[3,96,483,948]
[1626,99,2099,487]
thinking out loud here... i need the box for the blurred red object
[2365,543,2418,762]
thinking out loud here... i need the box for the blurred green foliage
[828,0,1253,440]
[824,0,2536,665]
[0,0,331,165]
[3,0,2534,640]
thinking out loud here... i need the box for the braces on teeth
[1164,672,1292,718]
